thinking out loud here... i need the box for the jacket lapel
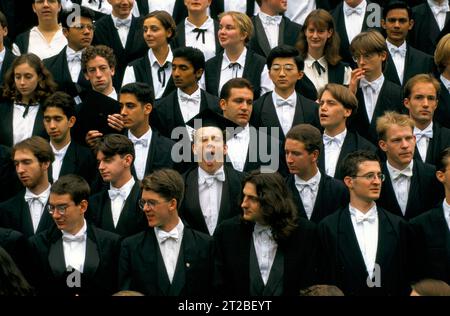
[253,16,272,57]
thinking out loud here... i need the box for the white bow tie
[276,98,294,107]
[295,181,317,193]
[180,94,200,104]
[25,192,47,205]
[391,167,413,181]
[53,151,65,159]
[355,211,377,224]
[345,6,363,16]
[131,138,148,147]
[323,134,342,147]
[390,46,406,57]
[62,234,86,243]
[108,188,127,200]
[360,79,378,94]
[430,3,449,14]
[115,18,131,29]
[264,15,282,25]
[254,224,271,236]
[157,229,179,242]
[415,129,433,141]
[201,170,225,187]
[67,51,82,63]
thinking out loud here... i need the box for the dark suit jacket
[93,15,147,89]
[285,173,349,223]
[378,160,443,220]
[204,49,266,99]
[0,100,48,147]
[384,44,434,86]
[43,46,91,97]
[248,15,302,58]
[434,79,450,129]
[0,190,55,238]
[0,48,16,87]
[118,225,214,296]
[135,0,187,24]
[0,227,27,271]
[0,144,22,202]
[410,3,450,55]
[210,0,256,19]
[318,205,412,296]
[27,224,121,296]
[87,181,147,237]
[214,215,319,296]
[412,123,450,166]
[318,131,377,180]
[410,206,450,284]
[348,79,403,145]
[179,165,244,235]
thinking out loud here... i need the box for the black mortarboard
[185,108,239,140]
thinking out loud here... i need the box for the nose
[16,163,24,174]
[98,160,105,170]
[49,120,56,129]
[95,68,102,77]
[241,196,248,208]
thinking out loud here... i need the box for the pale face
[379,124,416,169]
[119,93,151,131]
[14,63,39,102]
[49,193,86,235]
[436,157,450,192]
[192,126,227,174]
[84,56,115,95]
[218,15,246,49]
[63,16,94,51]
[220,87,253,127]
[143,16,172,49]
[354,51,386,81]
[264,0,288,14]
[108,0,134,19]
[345,160,383,203]
[184,0,211,13]
[96,151,132,185]
[14,149,49,190]
[404,82,438,127]
[141,190,175,230]
[241,182,264,224]
[285,139,318,178]
[319,90,352,131]
[43,106,75,144]
[32,0,61,23]
[305,22,332,52]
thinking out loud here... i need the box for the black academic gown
[93,15,147,89]
[248,15,302,58]
[318,205,412,296]
[412,123,450,166]
[0,48,16,88]
[134,0,187,24]
[204,49,266,99]
[87,181,147,237]
[213,215,319,296]
[179,165,244,235]
[348,79,403,145]
[377,160,443,220]
[118,224,214,296]
[27,223,121,296]
[0,227,27,272]
[0,190,55,238]
[43,46,91,97]
[0,144,22,203]
[0,100,48,148]
[285,173,349,224]
[410,206,450,284]
[318,131,377,180]
[434,79,450,129]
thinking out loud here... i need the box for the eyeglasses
[138,198,168,210]
[352,173,385,182]
[270,64,297,73]
[352,52,377,63]
[47,203,74,215]
[71,24,95,31]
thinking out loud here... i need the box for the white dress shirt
[343,0,367,44]
[24,185,51,233]
[360,74,384,123]
[178,87,201,123]
[81,0,112,15]
[107,88,118,101]
[132,0,176,17]
[387,160,414,215]
[323,129,347,177]
[155,218,184,283]
[224,0,248,14]
[414,122,433,162]
[428,0,450,31]
[253,223,277,285]
[122,48,173,99]
[295,171,321,220]
[387,41,407,84]
[13,26,67,60]
[440,75,450,94]
[258,12,281,49]
[285,0,316,25]
[198,166,225,235]
[111,14,132,48]
[442,199,450,231]
[273,91,297,136]
[349,203,379,279]
[62,219,87,273]
[128,128,152,181]
[12,102,40,145]
[185,17,216,61]
[66,46,83,82]
[109,177,135,228]
[304,55,351,93]
[51,141,71,182]
[226,124,250,172]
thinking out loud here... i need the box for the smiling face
[143,16,172,49]
[108,0,134,19]
[305,22,332,52]
[344,160,382,203]
[218,15,246,49]
[140,190,176,230]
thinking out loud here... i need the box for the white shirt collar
[349,202,377,218]
[440,75,450,91]
[128,126,152,143]
[386,159,414,178]
[305,54,327,68]
[427,0,450,11]
[185,16,214,30]
[360,73,384,89]
[222,48,247,71]
[343,0,367,12]
[198,165,225,181]
[25,184,51,201]
[148,47,173,68]
[107,88,118,100]
[414,122,433,137]
[258,11,282,25]
[386,40,407,53]
[294,170,321,189]
[111,13,132,24]
[62,219,87,239]
[273,90,297,106]
[178,87,201,100]
[110,176,135,194]
[323,129,347,146]
[50,141,71,157]
[154,217,184,243]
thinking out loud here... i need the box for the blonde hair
[318,83,358,114]
[434,34,450,74]
[350,30,387,56]
[403,74,440,99]
[218,11,254,44]
[376,111,414,141]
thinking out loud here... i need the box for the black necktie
[313,60,326,76]
[16,102,37,118]
[228,62,241,78]
[192,28,207,44]
[157,62,169,87]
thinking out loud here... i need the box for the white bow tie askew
[158,229,179,242]
[415,129,433,141]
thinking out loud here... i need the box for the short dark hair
[60,6,95,28]
[42,91,76,119]
[285,124,322,154]
[12,136,55,164]
[220,78,254,100]
[0,10,8,27]
[299,284,345,296]
[436,147,450,172]
[242,171,298,243]
[82,45,116,73]
[266,45,304,71]
[318,83,358,115]
[141,169,184,210]
[50,174,90,205]
[143,10,177,41]
[95,134,135,160]
[340,150,380,178]
[120,82,155,106]
[173,46,205,74]
[382,1,412,20]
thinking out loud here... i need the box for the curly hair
[2,53,57,103]
[242,171,298,243]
